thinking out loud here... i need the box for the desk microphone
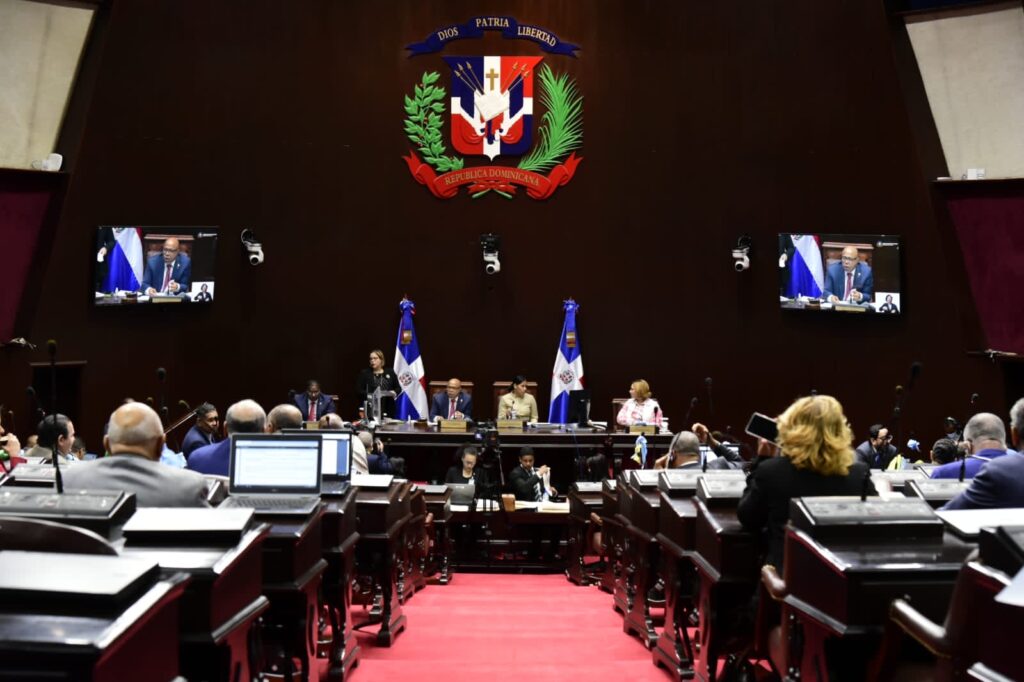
[178,400,191,412]
[959,454,968,483]
[46,339,63,494]
[26,386,43,422]
[861,467,872,502]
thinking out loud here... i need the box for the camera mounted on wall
[732,235,752,272]
[240,229,264,266]
[480,233,501,275]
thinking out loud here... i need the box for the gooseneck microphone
[47,339,63,494]
[26,386,43,422]
[683,396,698,427]
[705,377,714,419]
[157,367,168,422]
[178,400,191,412]
[861,467,872,502]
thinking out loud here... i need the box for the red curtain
[945,192,1024,354]
[0,178,55,341]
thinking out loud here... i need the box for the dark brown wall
[5,0,1007,451]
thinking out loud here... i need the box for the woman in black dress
[355,349,400,419]
[445,446,478,484]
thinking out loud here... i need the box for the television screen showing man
[143,237,191,296]
[824,245,873,304]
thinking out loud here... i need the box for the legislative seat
[775,496,977,681]
[611,398,628,432]
[618,469,664,648]
[491,380,538,417]
[0,515,118,555]
[428,381,474,398]
[320,486,361,681]
[876,524,1024,681]
[566,481,603,586]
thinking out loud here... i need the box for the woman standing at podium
[355,349,400,419]
[737,395,875,569]
[497,375,539,422]
[616,379,663,430]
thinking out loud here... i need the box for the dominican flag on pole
[102,227,144,293]
[785,234,824,298]
[548,299,585,423]
[393,298,429,420]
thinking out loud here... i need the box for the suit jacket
[822,261,873,302]
[355,368,400,418]
[737,456,875,570]
[429,391,473,421]
[142,253,191,293]
[63,454,209,507]
[509,465,543,501]
[930,448,1010,480]
[293,393,336,421]
[186,439,231,476]
[854,440,899,469]
[943,451,1024,510]
[181,424,217,458]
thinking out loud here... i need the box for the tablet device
[745,412,779,445]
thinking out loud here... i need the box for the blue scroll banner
[406,16,580,57]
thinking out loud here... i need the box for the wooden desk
[598,478,624,596]
[321,487,360,681]
[566,482,603,586]
[421,485,453,584]
[121,522,270,682]
[354,480,410,646]
[654,493,700,680]
[0,552,190,681]
[260,508,329,682]
[690,501,759,682]
[398,484,428,603]
[783,527,977,680]
[617,471,663,649]
[376,423,673,486]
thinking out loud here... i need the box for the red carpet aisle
[352,573,671,681]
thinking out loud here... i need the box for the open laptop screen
[229,434,321,494]
[281,429,352,477]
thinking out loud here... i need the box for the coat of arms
[402,17,583,200]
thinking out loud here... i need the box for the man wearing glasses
[823,245,873,304]
[855,424,898,469]
[143,237,192,296]
[181,403,220,459]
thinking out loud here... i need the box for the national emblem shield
[442,55,544,160]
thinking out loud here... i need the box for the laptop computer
[448,482,476,506]
[220,433,322,515]
[282,429,353,495]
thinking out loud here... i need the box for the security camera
[240,229,264,266]
[732,235,752,272]
[480,233,501,275]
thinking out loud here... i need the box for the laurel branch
[404,71,464,173]
[517,64,583,173]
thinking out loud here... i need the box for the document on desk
[352,473,394,488]
[537,501,570,513]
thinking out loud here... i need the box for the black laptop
[282,429,353,495]
[219,433,322,515]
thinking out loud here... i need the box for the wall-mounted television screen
[94,226,218,306]
[778,234,902,314]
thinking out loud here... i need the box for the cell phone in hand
[745,412,779,446]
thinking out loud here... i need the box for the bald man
[143,236,191,296]
[188,399,266,476]
[429,378,473,421]
[823,245,873,304]
[62,403,209,507]
[266,404,304,433]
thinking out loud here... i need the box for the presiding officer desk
[376,422,673,489]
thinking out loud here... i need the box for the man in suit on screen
[429,378,473,422]
[823,245,873,304]
[143,237,191,295]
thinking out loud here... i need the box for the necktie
[161,264,172,292]
[449,399,456,419]
[308,398,316,421]
[844,272,852,301]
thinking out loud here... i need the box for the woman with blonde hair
[616,379,663,430]
[737,395,875,569]
[355,349,401,419]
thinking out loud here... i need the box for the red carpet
[353,573,672,681]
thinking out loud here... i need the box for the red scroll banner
[403,152,582,200]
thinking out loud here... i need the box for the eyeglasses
[841,256,857,262]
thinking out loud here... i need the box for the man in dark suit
[429,378,473,421]
[188,399,265,476]
[508,447,560,560]
[822,245,873,304]
[943,400,1024,509]
[293,380,336,421]
[181,402,219,458]
[142,237,191,295]
[63,403,208,507]
[854,424,899,469]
